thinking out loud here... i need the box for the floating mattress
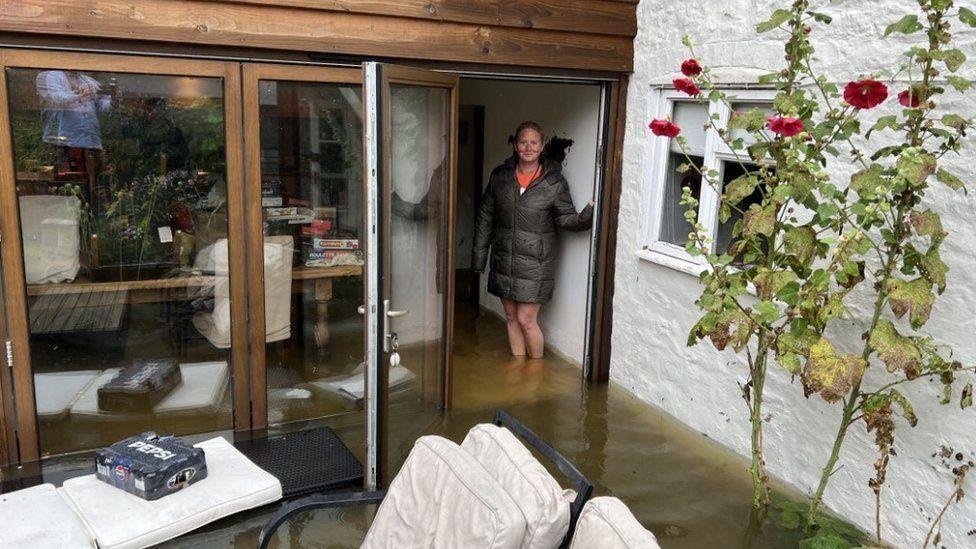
[60,436,282,549]
[70,361,229,421]
[34,370,101,421]
[308,364,417,401]
[0,483,96,549]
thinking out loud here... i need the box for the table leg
[313,278,333,349]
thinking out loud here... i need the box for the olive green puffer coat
[473,157,593,303]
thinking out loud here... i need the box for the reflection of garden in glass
[8,69,227,281]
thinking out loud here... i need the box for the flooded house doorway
[452,78,605,404]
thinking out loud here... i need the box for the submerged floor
[3,308,834,548]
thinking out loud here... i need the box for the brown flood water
[3,308,859,548]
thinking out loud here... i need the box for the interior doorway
[452,77,604,402]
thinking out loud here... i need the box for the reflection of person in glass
[473,121,594,359]
[35,70,114,190]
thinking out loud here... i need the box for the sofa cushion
[569,497,660,549]
[0,483,95,549]
[462,423,572,549]
[362,435,526,549]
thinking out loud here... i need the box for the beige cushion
[362,435,526,549]
[462,423,572,549]
[569,497,660,549]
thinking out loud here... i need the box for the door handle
[357,305,366,315]
[382,300,410,352]
[387,308,409,318]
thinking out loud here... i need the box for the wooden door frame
[374,63,459,485]
[0,48,249,462]
[240,63,363,430]
[0,286,12,466]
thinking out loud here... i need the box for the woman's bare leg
[516,302,544,359]
[501,298,527,356]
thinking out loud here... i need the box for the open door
[362,62,458,488]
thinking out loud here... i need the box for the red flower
[767,116,804,137]
[680,59,702,76]
[843,80,888,109]
[898,88,923,108]
[649,119,681,138]
[673,78,701,96]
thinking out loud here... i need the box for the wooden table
[26,265,363,347]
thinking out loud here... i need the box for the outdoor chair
[568,497,661,549]
[258,410,594,549]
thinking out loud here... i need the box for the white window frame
[638,88,776,276]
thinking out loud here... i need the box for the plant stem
[750,337,772,508]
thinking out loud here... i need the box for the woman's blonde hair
[515,121,545,141]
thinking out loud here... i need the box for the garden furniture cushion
[569,497,660,549]
[34,370,100,420]
[462,423,573,549]
[362,435,527,549]
[0,483,96,549]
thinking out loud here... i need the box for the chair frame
[257,410,594,549]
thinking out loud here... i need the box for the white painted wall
[612,1,976,547]
[461,79,601,365]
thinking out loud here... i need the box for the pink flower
[673,78,701,96]
[898,88,923,108]
[767,116,804,137]
[843,80,889,109]
[680,59,702,77]
[649,119,681,138]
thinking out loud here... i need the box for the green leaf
[723,174,759,205]
[936,168,965,192]
[889,389,918,427]
[728,108,767,132]
[962,382,973,409]
[909,209,947,243]
[884,15,923,36]
[807,11,832,24]
[943,49,967,72]
[757,9,793,33]
[754,268,798,300]
[743,204,776,237]
[867,115,900,139]
[802,338,867,404]
[942,114,967,130]
[946,75,972,92]
[850,164,887,199]
[754,300,781,323]
[758,72,780,85]
[784,226,817,264]
[920,247,949,293]
[960,7,976,27]
[870,319,922,378]
[896,151,937,187]
[887,277,936,329]
[690,308,754,351]
[747,142,770,163]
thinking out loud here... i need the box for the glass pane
[728,101,773,149]
[658,153,702,246]
[256,80,366,445]
[715,161,765,258]
[387,84,449,470]
[7,67,232,455]
[670,101,708,156]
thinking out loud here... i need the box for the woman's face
[516,128,543,164]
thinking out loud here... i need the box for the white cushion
[34,370,100,420]
[462,423,572,549]
[59,436,282,549]
[69,361,229,420]
[569,497,660,549]
[0,483,95,549]
[20,195,81,285]
[362,435,526,549]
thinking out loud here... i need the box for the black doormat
[235,427,363,499]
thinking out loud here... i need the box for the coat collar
[505,155,559,193]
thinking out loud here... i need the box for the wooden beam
[0,0,633,72]
[0,301,12,466]
[209,0,637,37]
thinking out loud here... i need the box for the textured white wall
[612,1,976,547]
[461,79,601,364]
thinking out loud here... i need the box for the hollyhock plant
[766,116,804,137]
[898,88,923,107]
[680,58,702,76]
[649,119,681,138]
[843,79,889,109]
[673,77,701,96]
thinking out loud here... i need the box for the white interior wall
[612,1,976,547]
[460,79,602,365]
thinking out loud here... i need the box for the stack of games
[95,432,208,500]
[97,359,182,413]
[303,237,363,268]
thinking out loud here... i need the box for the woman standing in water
[473,121,594,359]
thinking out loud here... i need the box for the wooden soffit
[0,0,637,72]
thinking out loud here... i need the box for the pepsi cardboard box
[95,432,207,500]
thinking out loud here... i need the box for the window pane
[715,161,765,257]
[658,153,702,246]
[728,101,773,149]
[670,102,708,156]
[8,67,232,455]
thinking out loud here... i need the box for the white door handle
[387,308,409,318]
[357,305,366,315]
